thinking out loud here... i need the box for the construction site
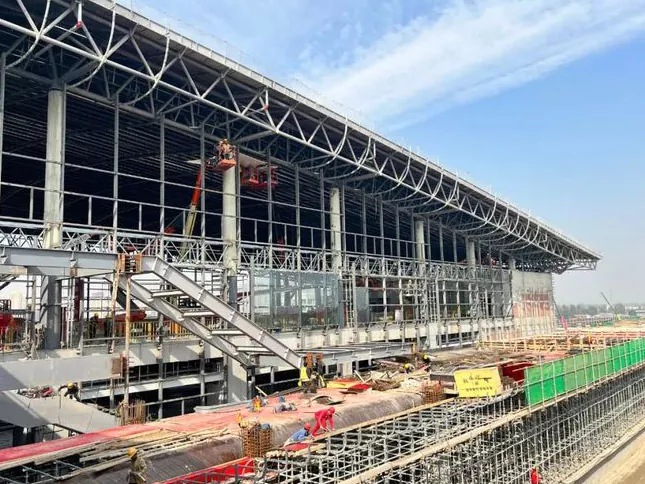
[0,1,642,483]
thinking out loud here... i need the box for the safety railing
[524,338,645,406]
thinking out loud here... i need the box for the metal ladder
[122,256,301,369]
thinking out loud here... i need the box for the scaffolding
[187,362,645,484]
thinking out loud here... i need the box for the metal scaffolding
[177,365,645,484]
[262,395,523,484]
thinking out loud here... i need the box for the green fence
[524,338,645,406]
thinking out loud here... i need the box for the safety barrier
[525,338,645,406]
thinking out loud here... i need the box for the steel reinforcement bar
[255,394,523,484]
[339,365,645,484]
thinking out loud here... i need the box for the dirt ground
[581,425,645,484]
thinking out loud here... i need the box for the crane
[600,292,618,321]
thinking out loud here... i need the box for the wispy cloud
[293,0,645,129]
[137,0,645,130]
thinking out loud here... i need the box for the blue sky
[137,0,645,304]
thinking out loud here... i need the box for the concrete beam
[0,354,115,391]
[0,391,117,433]
[82,372,224,399]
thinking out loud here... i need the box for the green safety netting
[524,338,645,406]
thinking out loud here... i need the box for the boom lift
[167,140,279,256]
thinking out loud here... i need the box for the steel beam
[0,246,117,273]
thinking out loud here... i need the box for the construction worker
[530,467,540,484]
[315,354,326,388]
[274,396,297,413]
[298,364,315,394]
[40,386,54,398]
[127,447,147,484]
[89,313,99,340]
[58,382,80,401]
[402,363,414,373]
[312,407,336,436]
[283,423,311,446]
[325,407,335,432]
[218,139,234,161]
[422,353,431,364]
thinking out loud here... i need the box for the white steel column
[466,239,476,268]
[41,88,66,349]
[222,166,238,300]
[43,88,65,248]
[330,187,342,274]
[222,153,244,402]
[415,220,426,263]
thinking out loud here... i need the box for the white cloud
[293,0,645,129]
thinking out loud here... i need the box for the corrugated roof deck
[0,0,600,273]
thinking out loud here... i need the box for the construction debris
[370,380,401,392]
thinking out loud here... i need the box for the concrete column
[226,360,249,403]
[415,220,426,263]
[41,88,66,350]
[330,187,342,274]
[466,239,476,268]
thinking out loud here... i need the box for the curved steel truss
[0,0,600,273]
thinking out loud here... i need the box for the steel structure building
[0,0,600,428]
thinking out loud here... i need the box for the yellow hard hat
[127,447,137,458]
[404,363,411,369]
[67,383,74,389]
[94,313,99,318]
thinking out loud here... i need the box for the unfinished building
[0,0,600,445]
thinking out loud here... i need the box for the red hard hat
[304,423,311,431]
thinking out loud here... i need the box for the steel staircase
[121,257,301,369]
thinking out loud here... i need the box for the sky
[136,0,645,304]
